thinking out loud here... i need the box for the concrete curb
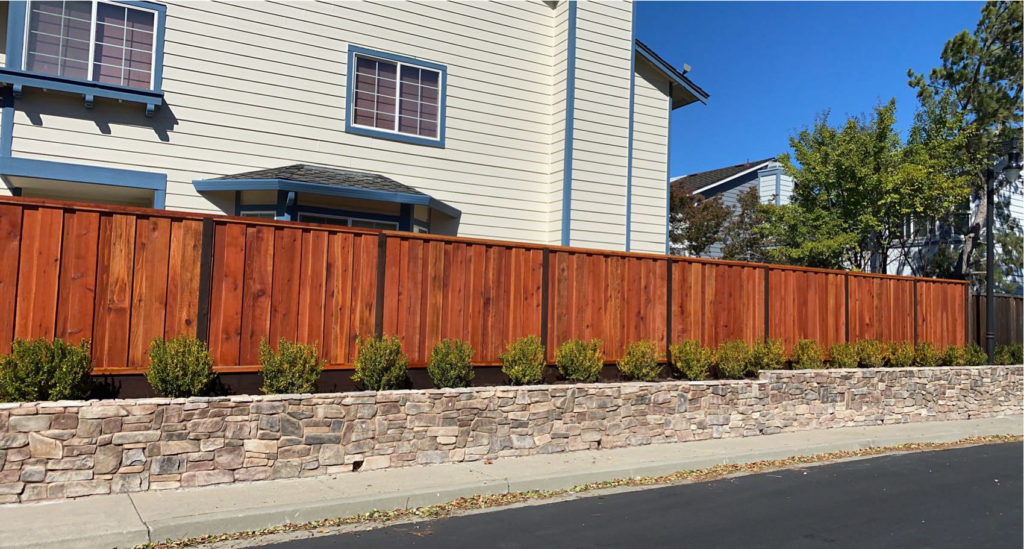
[0,417,1019,549]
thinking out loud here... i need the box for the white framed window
[351,54,441,140]
[298,212,398,231]
[25,0,160,90]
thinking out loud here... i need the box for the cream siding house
[0,0,706,251]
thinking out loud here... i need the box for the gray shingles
[211,164,426,195]
[671,158,775,196]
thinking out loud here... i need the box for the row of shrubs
[1,336,1022,402]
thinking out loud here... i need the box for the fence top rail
[0,194,967,285]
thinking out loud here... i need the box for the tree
[776,100,969,272]
[721,187,769,262]
[669,189,730,257]
[907,1,1023,281]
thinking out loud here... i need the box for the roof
[193,164,460,218]
[634,40,709,108]
[671,158,776,195]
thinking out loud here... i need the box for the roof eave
[634,40,708,108]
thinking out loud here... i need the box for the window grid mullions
[353,54,440,140]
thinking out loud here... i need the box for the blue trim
[560,1,578,247]
[344,45,447,149]
[1,106,13,157]
[0,157,167,208]
[625,6,636,252]
[193,177,461,220]
[665,82,672,255]
[635,41,708,107]
[2,1,166,116]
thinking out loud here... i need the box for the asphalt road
[264,443,1023,549]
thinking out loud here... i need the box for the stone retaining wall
[0,367,1020,504]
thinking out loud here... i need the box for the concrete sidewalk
[1,417,1019,549]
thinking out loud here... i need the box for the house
[669,157,792,257]
[0,0,707,253]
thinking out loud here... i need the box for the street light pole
[985,168,995,364]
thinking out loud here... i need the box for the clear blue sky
[636,1,985,177]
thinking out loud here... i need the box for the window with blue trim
[345,46,446,148]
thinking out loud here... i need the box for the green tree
[907,1,1023,283]
[669,189,730,257]
[721,187,769,262]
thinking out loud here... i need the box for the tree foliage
[669,189,730,257]
[721,187,770,262]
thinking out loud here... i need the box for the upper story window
[25,0,159,91]
[345,46,447,148]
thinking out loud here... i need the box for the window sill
[344,122,445,149]
[0,68,164,116]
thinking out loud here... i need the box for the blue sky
[636,1,985,177]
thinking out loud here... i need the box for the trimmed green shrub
[500,335,546,386]
[790,339,824,370]
[427,339,475,388]
[963,343,988,366]
[940,344,966,367]
[555,339,603,383]
[828,343,858,369]
[259,339,324,394]
[0,338,93,402]
[888,341,916,368]
[996,343,1023,365]
[715,340,751,379]
[353,335,408,391]
[669,340,714,381]
[856,340,888,368]
[617,340,662,381]
[749,339,785,375]
[914,342,941,367]
[146,336,214,398]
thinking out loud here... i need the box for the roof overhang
[192,177,461,219]
[688,160,774,195]
[635,40,708,109]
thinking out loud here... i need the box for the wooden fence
[968,294,1023,347]
[0,197,970,374]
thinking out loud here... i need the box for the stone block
[234,467,272,482]
[160,440,200,455]
[243,439,278,454]
[10,415,53,432]
[214,446,245,469]
[94,444,121,474]
[65,480,110,498]
[319,445,345,466]
[151,455,185,475]
[0,433,29,449]
[78,406,126,419]
[270,460,300,479]
[111,431,160,445]
[20,466,45,483]
[28,433,62,459]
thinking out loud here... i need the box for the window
[240,211,275,220]
[298,212,397,230]
[25,0,159,90]
[346,46,446,147]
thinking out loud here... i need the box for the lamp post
[986,136,1023,364]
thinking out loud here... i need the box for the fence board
[54,211,100,345]
[14,207,63,341]
[0,204,22,354]
[208,222,246,367]
[127,217,172,370]
[968,294,1023,347]
[92,214,136,371]
[916,281,965,347]
[670,261,765,348]
[269,227,301,347]
[768,269,845,352]
[164,219,203,339]
[847,275,914,343]
[238,225,274,365]
[296,230,328,353]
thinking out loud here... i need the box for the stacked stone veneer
[0,367,1020,504]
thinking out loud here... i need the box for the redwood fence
[968,294,1023,347]
[0,197,969,375]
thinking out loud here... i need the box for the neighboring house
[669,157,792,257]
[0,0,707,253]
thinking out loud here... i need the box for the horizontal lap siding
[11,0,558,243]
[671,261,764,348]
[768,269,845,353]
[548,250,667,362]
[848,275,913,343]
[630,61,670,254]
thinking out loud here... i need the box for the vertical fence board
[14,207,64,341]
[324,232,354,365]
[54,211,100,345]
[768,269,845,353]
[269,227,301,347]
[238,225,275,365]
[916,281,966,347]
[296,230,328,353]
[92,214,136,371]
[671,262,764,348]
[208,222,246,367]
[164,219,203,339]
[0,204,22,354]
[128,217,172,370]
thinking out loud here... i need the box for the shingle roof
[671,158,776,195]
[635,40,709,101]
[211,164,427,196]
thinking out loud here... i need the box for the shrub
[749,339,785,375]
[996,343,1023,365]
[259,339,324,394]
[790,339,824,370]
[352,335,408,391]
[146,337,214,398]
[888,342,916,368]
[0,338,93,402]
[715,340,751,379]
[669,340,714,381]
[555,339,603,383]
[500,335,546,386]
[940,344,966,367]
[963,343,988,366]
[617,340,662,381]
[828,343,858,369]
[427,339,475,388]
[856,340,888,368]
[914,342,941,367]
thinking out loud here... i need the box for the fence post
[195,218,215,344]
[844,274,850,343]
[540,249,550,359]
[964,284,969,346]
[665,258,673,365]
[374,233,387,339]
[763,267,770,341]
[912,280,919,345]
